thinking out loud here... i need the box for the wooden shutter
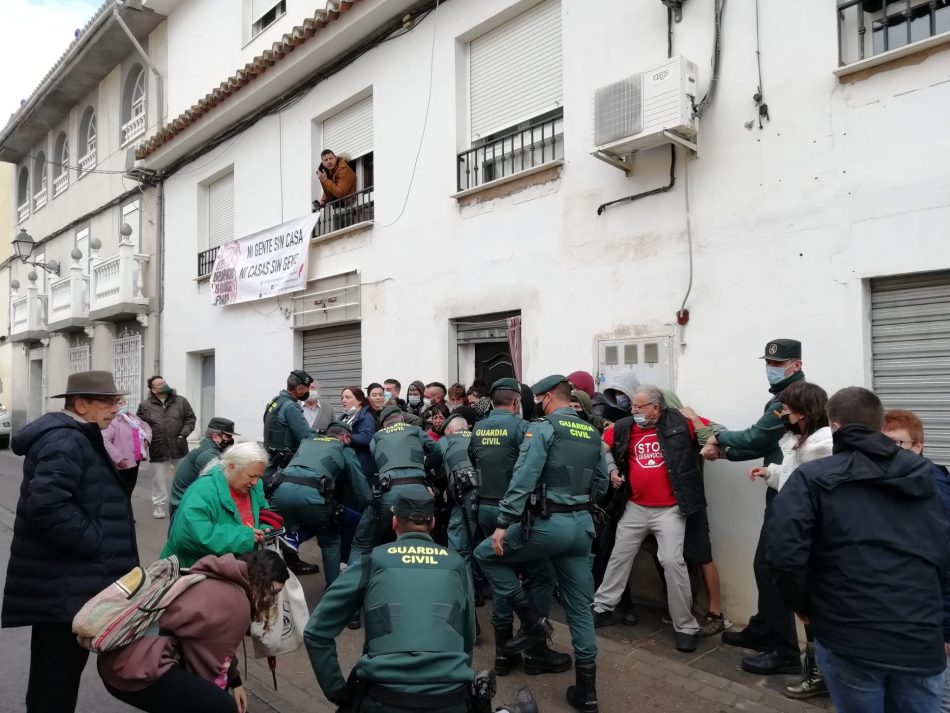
[207,173,234,249]
[871,271,950,465]
[469,0,563,141]
[322,97,373,159]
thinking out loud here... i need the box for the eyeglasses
[889,437,918,449]
[83,396,122,406]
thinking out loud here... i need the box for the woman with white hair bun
[161,441,270,567]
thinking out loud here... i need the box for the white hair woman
[161,441,270,567]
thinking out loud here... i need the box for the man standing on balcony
[314,149,356,210]
[136,375,196,519]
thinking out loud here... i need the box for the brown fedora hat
[51,371,129,398]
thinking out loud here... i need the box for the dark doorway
[475,342,514,384]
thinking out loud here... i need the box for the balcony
[456,112,564,193]
[78,148,96,176]
[33,187,47,211]
[53,171,69,197]
[89,238,149,322]
[837,0,950,67]
[313,186,375,239]
[17,201,29,224]
[47,269,90,333]
[9,287,48,343]
[197,245,219,279]
[121,112,146,146]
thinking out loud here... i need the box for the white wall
[157,0,950,620]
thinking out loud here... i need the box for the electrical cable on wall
[595,144,676,215]
[691,0,725,119]
[677,148,693,325]
[751,0,769,128]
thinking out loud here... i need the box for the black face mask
[572,408,589,422]
[217,437,234,452]
[780,414,799,433]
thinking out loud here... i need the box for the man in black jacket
[768,387,950,712]
[2,371,139,713]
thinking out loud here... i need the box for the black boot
[501,593,553,656]
[524,641,572,675]
[498,687,539,713]
[282,545,320,575]
[784,643,828,700]
[566,663,598,713]
[494,624,521,676]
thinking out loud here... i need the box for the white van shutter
[322,97,373,159]
[469,0,562,141]
[302,323,362,403]
[208,173,234,249]
[871,271,950,466]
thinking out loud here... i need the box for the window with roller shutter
[198,172,234,278]
[870,271,950,466]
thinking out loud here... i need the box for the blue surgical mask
[118,405,129,415]
[615,394,631,410]
[766,366,787,385]
[384,391,392,402]
[408,395,422,407]
[633,412,649,427]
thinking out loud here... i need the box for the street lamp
[12,229,59,276]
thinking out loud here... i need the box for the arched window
[33,152,47,209]
[79,106,97,174]
[16,166,29,222]
[53,131,69,195]
[121,65,146,144]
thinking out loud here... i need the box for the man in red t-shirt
[592,385,706,653]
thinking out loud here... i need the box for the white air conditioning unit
[593,56,699,163]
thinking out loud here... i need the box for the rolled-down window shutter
[322,97,374,159]
[871,271,950,466]
[469,0,563,142]
[302,323,362,401]
[208,173,234,249]
[251,0,277,23]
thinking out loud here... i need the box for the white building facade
[1,1,171,429]
[138,0,950,620]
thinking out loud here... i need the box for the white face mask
[423,398,432,409]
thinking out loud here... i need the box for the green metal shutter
[871,271,950,466]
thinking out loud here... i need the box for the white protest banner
[210,213,319,306]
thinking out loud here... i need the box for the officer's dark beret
[392,492,435,522]
[379,405,403,423]
[531,374,569,396]
[759,339,801,361]
[326,420,352,434]
[490,377,521,395]
[289,369,313,386]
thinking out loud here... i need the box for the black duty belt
[546,501,591,513]
[478,496,502,505]
[389,476,429,487]
[281,475,325,490]
[366,683,468,709]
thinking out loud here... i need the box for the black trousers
[26,622,90,713]
[119,464,140,498]
[105,666,237,713]
[745,488,800,655]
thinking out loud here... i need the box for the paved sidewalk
[0,449,834,712]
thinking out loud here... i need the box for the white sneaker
[153,506,166,519]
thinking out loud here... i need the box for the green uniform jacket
[470,409,529,500]
[263,390,313,453]
[370,422,439,475]
[275,436,370,510]
[716,371,806,465]
[160,464,267,566]
[497,407,609,527]
[169,437,219,509]
[304,532,475,703]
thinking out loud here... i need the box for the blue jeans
[941,655,950,713]
[816,641,944,713]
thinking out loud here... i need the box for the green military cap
[490,377,521,395]
[759,339,802,361]
[392,492,435,523]
[379,405,403,423]
[326,420,352,433]
[531,374,569,396]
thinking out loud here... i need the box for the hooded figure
[568,371,596,399]
[570,390,610,433]
[600,371,643,422]
[406,380,427,416]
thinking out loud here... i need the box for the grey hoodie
[602,370,642,409]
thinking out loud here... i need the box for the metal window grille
[113,332,143,402]
[314,186,375,238]
[838,0,950,65]
[198,245,219,277]
[67,345,90,374]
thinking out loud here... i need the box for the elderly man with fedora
[168,416,240,523]
[2,371,139,713]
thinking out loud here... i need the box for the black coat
[768,424,950,674]
[2,412,139,627]
[136,391,196,461]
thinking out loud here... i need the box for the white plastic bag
[249,571,309,657]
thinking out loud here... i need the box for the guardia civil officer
[470,378,568,677]
[474,375,609,713]
[263,370,315,473]
[268,421,370,590]
[348,405,440,560]
[304,492,475,712]
[437,413,479,571]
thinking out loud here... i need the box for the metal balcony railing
[198,245,219,278]
[838,0,950,65]
[314,186,375,237]
[457,114,564,192]
[53,172,69,196]
[79,147,96,175]
[17,201,29,224]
